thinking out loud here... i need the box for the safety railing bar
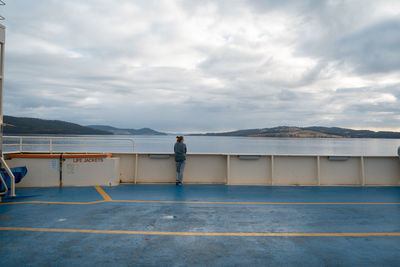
[4,144,87,147]
[86,145,134,148]
[3,143,101,146]
[2,144,23,146]
[3,144,70,147]
[52,144,132,147]
[4,135,135,141]
[0,157,15,197]
[0,171,8,196]
[3,142,134,146]
[6,143,132,147]
[42,144,84,146]
[3,136,135,153]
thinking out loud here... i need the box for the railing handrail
[2,135,135,153]
[4,135,135,141]
[0,157,15,197]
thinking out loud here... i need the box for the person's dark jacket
[174,142,187,162]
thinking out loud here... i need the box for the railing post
[317,156,321,185]
[361,156,365,186]
[0,157,15,197]
[226,154,230,185]
[134,154,138,184]
[19,137,22,152]
[84,138,87,153]
[49,139,53,153]
[271,155,274,185]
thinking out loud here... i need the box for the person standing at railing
[174,136,187,185]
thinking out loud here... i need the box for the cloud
[334,20,400,74]
[2,0,400,132]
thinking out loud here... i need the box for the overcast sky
[2,0,400,132]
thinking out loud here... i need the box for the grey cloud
[3,0,400,132]
[316,85,400,128]
[299,19,400,75]
[335,20,400,74]
[292,2,400,75]
[245,0,323,12]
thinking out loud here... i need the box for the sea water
[3,135,400,156]
[132,135,400,156]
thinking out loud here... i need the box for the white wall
[364,157,400,185]
[5,153,400,187]
[229,156,271,185]
[62,157,119,186]
[6,156,120,187]
[274,156,317,185]
[320,157,361,185]
[6,158,59,187]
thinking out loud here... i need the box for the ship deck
[1,185,400,266]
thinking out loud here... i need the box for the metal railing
[0,156,14,196]
[3,136,135,153]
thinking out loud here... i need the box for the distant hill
[87,125,167,135]
[3,116,112,135]
[193,126,400,138]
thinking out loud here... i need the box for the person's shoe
[176,182,179,185]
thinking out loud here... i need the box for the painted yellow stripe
[111,200,400,205]
[94,186,112,201]
[0,227,399,237]
[1,199,399,205]
[0,200,105,205]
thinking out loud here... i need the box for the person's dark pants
[176,160,186,183]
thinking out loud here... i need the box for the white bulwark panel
[136,154,176,183]
[320,157,362,185]
[229,155,271,185]
[274,156,317,185]
[183,155,226,184]
[62,157,119,186]
[5,156,120,187]
[6,158,60,187]
[4,152,400,187]
[364,157,400,185]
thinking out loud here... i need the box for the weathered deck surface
[1,185,400,266]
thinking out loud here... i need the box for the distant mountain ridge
[3,116,111,135]
[3,115,399,138]
[193,126,400,138]
[3,116,167,135]
[87,125,167,135]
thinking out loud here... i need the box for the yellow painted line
[0,200,106,205]
[0,227,399,237]
[94,186,112,201]
[1,199,399,205]
[111,200,400,205]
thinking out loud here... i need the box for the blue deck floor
[1,185,400,266]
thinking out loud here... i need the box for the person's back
[174,136,187,185]
[174,142,187,162]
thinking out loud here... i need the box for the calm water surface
[3,135,400,156]
[133,135,400,156]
